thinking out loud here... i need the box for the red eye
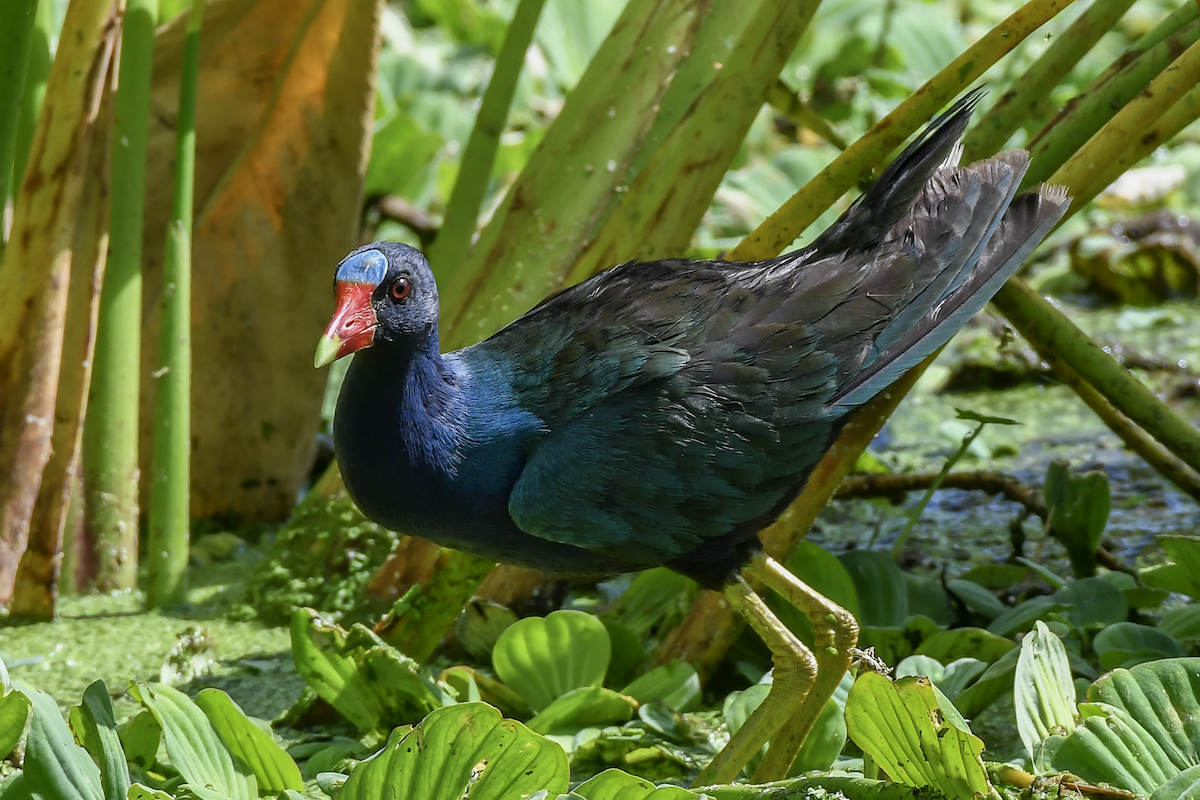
[391,277,411,301]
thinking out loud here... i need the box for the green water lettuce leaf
[194,689,303,793]
[621,661,700,712]
[1015,622,1077,772]
[0,658,29,761]
[22,689,103,800]
[290,607,454,731]
[337,703,568,800]
[1052,658,1200,794]
[571,768,699,799]
[493,610,611,712]
[128,683,256,800]
[846,672,990,799]
[67,682,129,800]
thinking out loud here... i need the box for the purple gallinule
[315,92,1068,784]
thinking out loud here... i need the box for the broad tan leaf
[138,0,382,520]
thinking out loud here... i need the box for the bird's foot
[745,554,859,782]
[690,576,819,788]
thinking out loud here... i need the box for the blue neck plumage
[340,333,470,479]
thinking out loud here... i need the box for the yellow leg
[746,554,858,782]
[689,574,818,788]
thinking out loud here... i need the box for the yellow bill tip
[314,334,341,368]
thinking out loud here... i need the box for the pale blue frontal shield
[336,249,388,285]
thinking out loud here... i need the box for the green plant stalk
[976,41,1200,483]
[566,0,821,282]
[956,12,1200,506]
[1074,78,1200,208]
[1049,36,1200,205]
[889,422,985,559]
[993,279,1200,474]
[1022,9,1199,188]
[84,0,158,591]
[147,0,204,609]
[11,0,52,221]
[427,0,547,276]
[1125,0,1200,52]
[0,0,38,254]
[440,0,709,348]
[1028,0,1199,142]
[727,0,1075,260]
[961,0,1138,162]
[627,0,798,179]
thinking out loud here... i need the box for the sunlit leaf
[116,712,161,771]
[194,689,303,794]
[290,608,454,732]
[493,610,611,712]
[0,670,29,761]
[1015,622,1077,772]
[127,683,256,800]
[526,687,636,735]
[22,689,103,800]
[620,661,700,713]
[337,703,568,800]
[845,673,990,798]
[571,768,699,799]
[68,683,129,800]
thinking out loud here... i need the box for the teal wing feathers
[470,102,1069,568]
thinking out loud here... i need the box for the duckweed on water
[0,559,295,721]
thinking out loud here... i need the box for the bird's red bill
[315,281,377,367]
